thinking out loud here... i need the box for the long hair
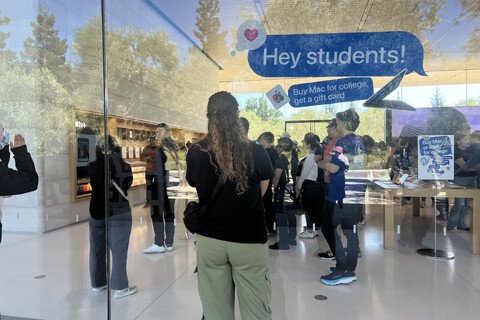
[205,91,252,195]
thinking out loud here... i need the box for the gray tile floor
[1,199,479,320]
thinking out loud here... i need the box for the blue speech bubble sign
[288,77,373,108]
[248,32,426,77]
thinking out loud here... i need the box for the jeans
[89,212,132,290]
[447,175,477,229]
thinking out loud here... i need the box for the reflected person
[88,136,137,299]
[0,124,39,244]
[143,123,175,253]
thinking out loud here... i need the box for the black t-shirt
[186,139,274,243]
[265,147,278,168]
[276,154,289,184]
[88,153,133,220]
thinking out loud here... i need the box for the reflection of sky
[425,0,477,55]
[392,106,480,137]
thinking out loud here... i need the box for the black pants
[332,203,363,272]
[150,174,175,246]
[301,180,323,228]
[273,181,287,214]
[145,171,155,203]
[263,185,276,233]
[277,210,297,245]
[322,198,336,254]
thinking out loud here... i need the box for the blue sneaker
[321,269,357,285]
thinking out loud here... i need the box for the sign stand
[417,175,454,260]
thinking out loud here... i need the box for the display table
[167,184,198,240]
[373,179,480,254]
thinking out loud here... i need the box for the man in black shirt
[270,137,296,250]
[258,132,278,235]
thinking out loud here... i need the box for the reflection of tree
[263,0,444,57]
[194,0,228,64]
[463,26,480,58]
[71,15,181,118]
[0,62,71,155]
[22,4,72,91]
[0,9,16,63]
[457,0,480,58]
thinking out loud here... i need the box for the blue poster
[248,32,426,77]
[288,77,373,108]
[418,135,454,180]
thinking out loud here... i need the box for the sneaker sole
[317,256,335,261]
[321,276,357,285]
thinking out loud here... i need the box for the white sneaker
[299,230,311,238]
[143,244,166,254]
[305,230,318,239]
[92,285,107,293]
[113,286,137,299]
[299,230,317,239]
[166,246,174,252]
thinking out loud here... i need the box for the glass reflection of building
[0,0,479,319]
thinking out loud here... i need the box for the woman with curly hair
[186,91,274,320]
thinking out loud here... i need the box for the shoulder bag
[184,174,224,234]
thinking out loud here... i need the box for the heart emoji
[244,29,259,42]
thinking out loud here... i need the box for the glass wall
[1,0,479,319]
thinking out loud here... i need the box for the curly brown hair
[205,91,252,195]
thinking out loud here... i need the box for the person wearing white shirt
[297,137,322,239]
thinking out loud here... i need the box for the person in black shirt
[270,137,296,250]
[88,135,137,299]
[143,123,175,253]
[186,91,274,320]
[0,127,39,244]
[258,131,278,235]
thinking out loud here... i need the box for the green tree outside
[0,9,16,63]
[21,4,72,91]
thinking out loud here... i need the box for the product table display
[373,178,480,254]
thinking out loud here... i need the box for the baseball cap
[302,132,315,142]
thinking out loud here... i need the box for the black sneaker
[269,242,289,250]
[317,250,335,260]
[321,269,356,285]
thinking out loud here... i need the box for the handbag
[184,174,224,234]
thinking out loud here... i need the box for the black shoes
[269,242,289,250]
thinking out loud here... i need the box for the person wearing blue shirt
[321,146,362,285]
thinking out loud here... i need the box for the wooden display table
[373,179,480,254]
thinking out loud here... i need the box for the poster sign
[288,77,373,108]
[266,84,290,110]
[248,32,426,77]
[418,135,454,180]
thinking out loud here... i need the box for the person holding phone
[0,123,39,243]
